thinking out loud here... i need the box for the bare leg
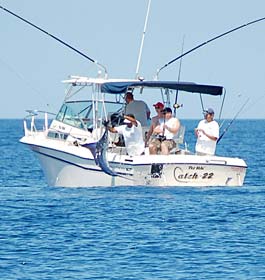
[161,142,169,155]
[149,142,157,155]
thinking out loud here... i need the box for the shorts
[149,138,176,152]
[163,139,176,150]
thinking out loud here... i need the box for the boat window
[47,131,68,140]
[56,102,86,129]
[55,100,123,130]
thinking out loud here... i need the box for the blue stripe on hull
[28,144,132,176]
[24,143,247,171]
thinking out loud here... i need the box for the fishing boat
[1,3,252,187]
[20,76,247,187]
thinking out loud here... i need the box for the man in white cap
[195,108,219,155]
[108,114,145,156]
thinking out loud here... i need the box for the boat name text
[174,166,214,182]
[188,166,204,170]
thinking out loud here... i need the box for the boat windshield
[55,100,123,130]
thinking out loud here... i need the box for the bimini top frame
[63,77,223,96]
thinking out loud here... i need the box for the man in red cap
[149,107,181,155]
[145,102,165,146]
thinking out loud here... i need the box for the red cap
[153,102,164,109]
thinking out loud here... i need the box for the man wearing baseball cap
[153,102,164,109]
[195,108,219,155]
[108,114,145,156]
[149,107,181,155]
[145,102,165,145]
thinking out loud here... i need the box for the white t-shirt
[125,100,150,126]
[115,121,145,156]
[195,119,219,155]
[159,117,178,140]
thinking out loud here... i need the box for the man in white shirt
[195,108,219,156]
[108,114,145,156]
[149,107,180,155]
[124,92,150,127]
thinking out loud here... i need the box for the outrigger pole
[135,0,152,79]
[156,16,265,77]
[173,35,185,117]
[0,5,108,77]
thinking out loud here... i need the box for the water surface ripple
[1,119,265,279]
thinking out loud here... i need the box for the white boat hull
[21,137,247,187]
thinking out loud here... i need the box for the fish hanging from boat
[81,128,118,177]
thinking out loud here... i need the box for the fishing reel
[155,135,166,141]
[173,103,183,109]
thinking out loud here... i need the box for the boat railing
[206,159,227,165]
[23,110,56,136]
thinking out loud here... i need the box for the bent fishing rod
[156,16,265,77]
[0,5,108,77]
[217,97,250,144]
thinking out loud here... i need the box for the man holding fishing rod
[195,108,219,156]
[149,107,180,155]
[145,102,165,146]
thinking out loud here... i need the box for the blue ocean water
[1,119,265,279]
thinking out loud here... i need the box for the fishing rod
[174,35,185,117]
[0,55,53,110]
[156,16,265,77]
[217,97,250,143]
[135,0,152,79]
[244,92,265,114]
[0,5,108,76]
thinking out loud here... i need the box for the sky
[1,0,265,119]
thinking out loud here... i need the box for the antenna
[135,0,152,79]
